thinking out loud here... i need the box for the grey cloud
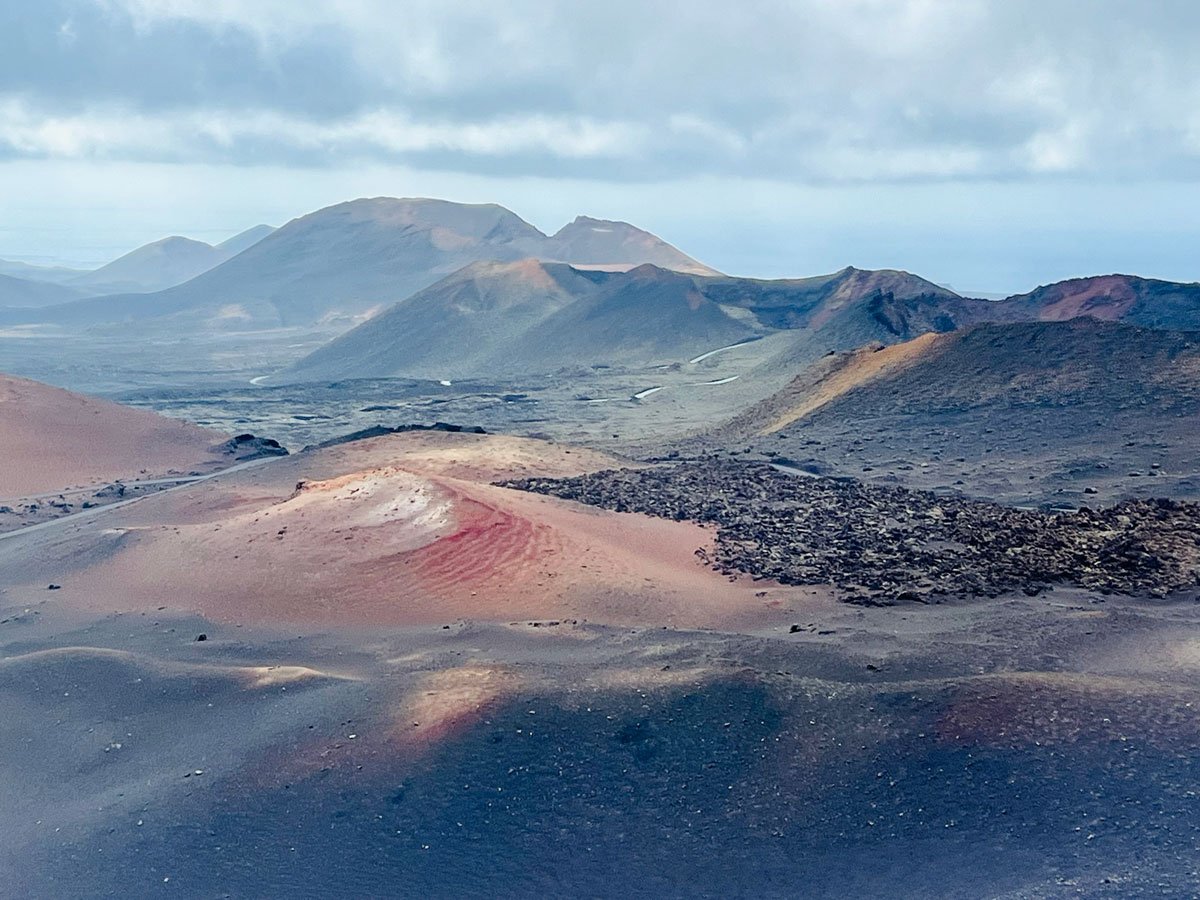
[0,0,380,116]
[1,0,1199,182]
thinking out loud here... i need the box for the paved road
[687,338,760,365]
[769,462,820,479]
[0,456,282,543]
[0,474,221,506]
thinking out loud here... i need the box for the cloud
[1,0,1199,182]
[0,98,647,165]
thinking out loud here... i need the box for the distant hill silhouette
[8,198,715,330]
[71,225,277,294]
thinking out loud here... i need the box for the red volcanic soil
[4,432,814,630]
[0,373,227,497]
[1025,275,1138,321]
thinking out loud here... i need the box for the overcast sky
[1,0,1198,292]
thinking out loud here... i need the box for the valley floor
[3,586,1200,897]
[3,328,1200,897]
[1,430,1199,897]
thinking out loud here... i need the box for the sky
[1,0,1198,293]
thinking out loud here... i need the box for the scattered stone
[501,460,1200,603]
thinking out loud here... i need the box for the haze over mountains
[281,259,972,382]
[0,259,89,285]
[71,225,277,295]
[0,224,277,307]
[1,198,715,330]
[283,249,1200,383]
[6,195,1199,398]
[0,273,93,309]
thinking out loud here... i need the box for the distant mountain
[284,260,755,381]
[707,269,1200,342]
[282,261,984,382]
[712,318,1200,504]
[544,216,719,275]
[998,274,1200,330]
[8,195,1197,377]
[716,270,1200,378]
[696,266,962,329]
[0,273,93,308]
[216,224,276,256]
[3,198,718,331]
[0,259,90,285]
[72,225,277,294]
[74,236,226,294]
[699,266,984,375]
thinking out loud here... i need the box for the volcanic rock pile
[501,460,1200,603]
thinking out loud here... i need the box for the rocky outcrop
[501,460,1200,603]
[218,434,288,460]
[304,422,488,451]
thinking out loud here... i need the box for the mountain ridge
[708,317,1200,504]
[282,259,979,382]
[0,198,718,331]
[0,273,94,309]
[284,258,751,381]
[72,225,278,294]
[281,259,1200,383]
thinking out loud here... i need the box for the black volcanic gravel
[500,460,1200,603]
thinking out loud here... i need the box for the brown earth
[0,373,229,498]
[695,318,1200,505]
[0,432,814,630]
[5,430,1200,896]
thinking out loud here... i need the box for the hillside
[282,261,981,382]
[715,270,1200,381]
[215,223,276,256]
[545,216,720,275]
[997,273,1200,330]
[698,266,964,329]
[0,273,92,308]
[711,318,1200,504]
[72,225,277,294]
[0,430,802,630]
[7,198,717,331]
[284,260,757,381]
[0,373,230,497]
[0,259,89,285]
